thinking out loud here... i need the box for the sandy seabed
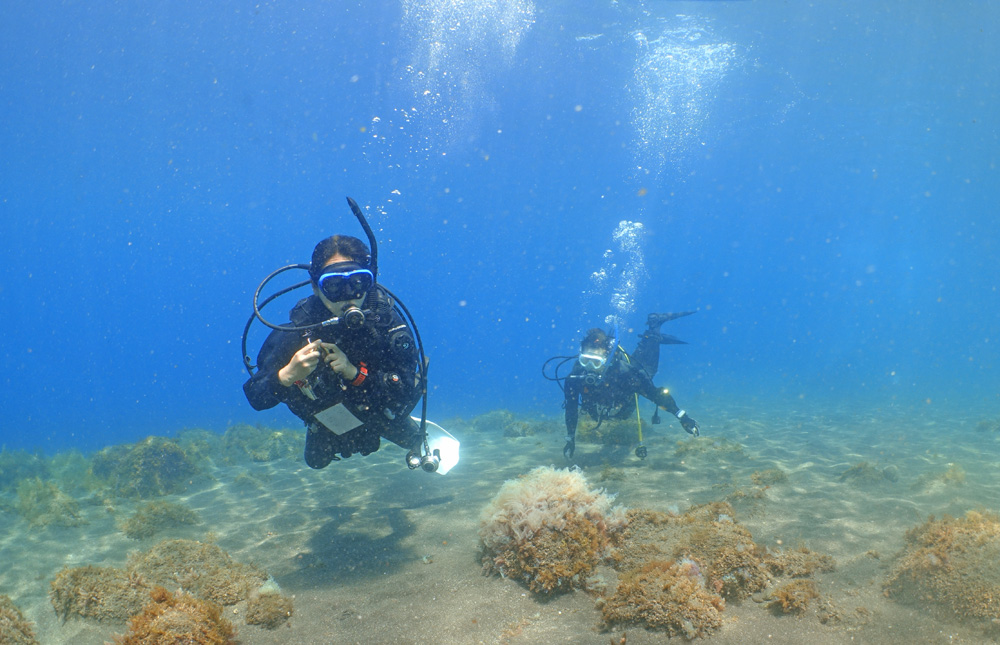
[3,395,1000,645]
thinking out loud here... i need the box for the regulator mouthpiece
[342,306,365,329]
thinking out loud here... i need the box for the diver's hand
[278,340,325,386]
[563,436,576,460]
[680,415,700,437]
[320,342,358,381]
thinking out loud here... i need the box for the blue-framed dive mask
[316,262,374,302]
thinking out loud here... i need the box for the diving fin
[647,311,697,327]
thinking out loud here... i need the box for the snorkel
[240,197,434,472]
[346,196,378,283]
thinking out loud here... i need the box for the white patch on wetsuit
[313,404,364,435]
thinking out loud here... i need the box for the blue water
[1,1,997,454]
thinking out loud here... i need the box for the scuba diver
[545,312,701,461]
[241,197,458,474]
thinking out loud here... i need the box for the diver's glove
[677,410,700,437]
[563,435,576,460]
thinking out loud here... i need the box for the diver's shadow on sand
[283,503,417,589]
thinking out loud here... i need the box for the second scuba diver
[557,312,701,460]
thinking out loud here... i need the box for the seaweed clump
[15,477,87,527]
[479,466,626,594]
[112,586,236,645]
[468,410,555,437]
[245,589,294,629]
[600,559,725,638]
[128,539,269,606]
[468,409,518,433]
[910,463,966,492]
[766,579,820,615]
[769,546,836,578]
[600,502,788,637]
[0,449,47,492]
[837,461,898,486]
[576,418,643,446]
[118,501,200,539]
[50,565,151,622]
[975,418,1000,433]
[750,468,788,486]
[0,594,40,645]
[884,510,1000,623]
[91,437,198,499]
[612,503,772,601]
[674,436,746,459]
[50,539,269,623]
[221,424,300,463]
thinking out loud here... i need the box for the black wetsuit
[243,286,423,468]
[564,335,685,440]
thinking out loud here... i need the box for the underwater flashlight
[419,449,441,473]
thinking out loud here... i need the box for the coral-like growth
[128,539,268,606]
[15,477,87,527]
[221,424,300,463]
[767,579,820,614]
[479,466,626,594]
[118,501,200,539]
[113,586,237,645]
[245,590,294,629]
[91,436,198,499]
[612,504,772,601]
[0,594,40,645]
[600,559,725,638]
[50,565,151,622]
[885,511,1000,622]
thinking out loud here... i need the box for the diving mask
[317,262,374,302]
[578,351,609,371]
